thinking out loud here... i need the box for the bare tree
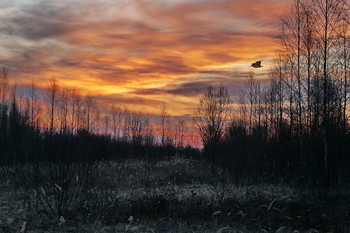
[58,90,69,134]
[0,68,9,106]
[103,115,109,135]
[0,68,10,134]
[160,103,169,146]
[82,95,97,133]
[311,0,349,184]
[29,80,38,128]
[241,72,263,134]
[121,107,131,141]
[270,52,287,139]
[128,111,150,145]
[46,78,59,134]
[173,119,186,148]
[110,105,123,140]
[340,20,349,133]
[194,84,231,170]
[301,2,316,132]
[70,90,83,134]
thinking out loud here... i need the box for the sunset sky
[0,0,287,117]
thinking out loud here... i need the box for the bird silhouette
[250,60,263,68]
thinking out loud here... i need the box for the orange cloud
[0,0,286,117]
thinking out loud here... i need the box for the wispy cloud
[0,0,286,116]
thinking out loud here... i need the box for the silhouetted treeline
[0,74,199,166]
[196,0,350,189]
[1,0,349,191]
[0,110,199,166]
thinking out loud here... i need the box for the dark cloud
[56,58,83,67]
[0,0,284,115]
[10,17,70,40]
[1,2,77,40]
[96,94,163,107]
[131,81,207,97]
[131,74,248,98]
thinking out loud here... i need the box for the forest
[0,0,350,232]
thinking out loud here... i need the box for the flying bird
[250,60,263,68]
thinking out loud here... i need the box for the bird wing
[250,60,263,68]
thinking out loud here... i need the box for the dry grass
[0,157,349,232]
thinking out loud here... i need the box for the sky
[0,0,287,117]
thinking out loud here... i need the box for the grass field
[0,157,349,232]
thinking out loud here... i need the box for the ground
[0,157,349,232]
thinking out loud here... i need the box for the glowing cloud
[0,0,287,116]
